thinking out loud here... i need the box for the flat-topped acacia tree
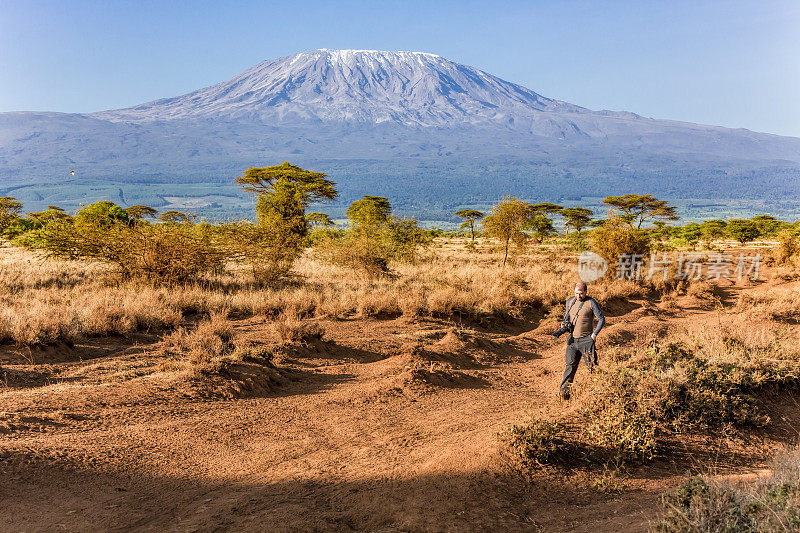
[726,219,761,245]
[236,161,338,237]
[700,220,727,245]
[305,212,334,229]
[602,194,678,229]
[235,162,338,281]
[560,207,593,235]
[125,205,158,222]
[0,197,22,232]
[454,209,484,243]
[347,195,392,233]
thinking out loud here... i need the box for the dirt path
[1,274,797,532]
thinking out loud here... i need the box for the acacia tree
[347,196,391,232]
[530,203,563,216]
[159,210,190,224]
[344,196,392,275]
[680,222,702,250]
[454,209,484,243]
[0,197,23,232]
[305,212,334,229]
[526,203,562,242]
[26,201,225,282]
[237,161,338,236]
[726,219,760,245]
[700,220,727,245]
[482,196,534,265]
[75,200,129,229]
[602,194,678,229]
[125,205,158,222]
[752,215,783,237]
[28,207,71,224]
[235,161,338,280]
[560,207,593,235]
[525,215,554,242]
[324,195,427,276]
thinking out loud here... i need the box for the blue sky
[1,0,799,137]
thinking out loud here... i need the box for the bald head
[574,282,588,300]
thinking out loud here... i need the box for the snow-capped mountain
[91,49,584,126]
[1,49,799,215]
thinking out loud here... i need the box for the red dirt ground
[1,269,798,532]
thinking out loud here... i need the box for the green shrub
[383,216,432,264]
[24,210,227,283]
[220,220,302,284]
[726,219,760,244]
[581,369,657,463]
[319,198,430,276]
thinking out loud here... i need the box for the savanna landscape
[2,163,800,532]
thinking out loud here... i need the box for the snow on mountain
[91,49,585,126]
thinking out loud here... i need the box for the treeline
[0,162,435,283]
[451,193,800,265]
[0,163,798,284]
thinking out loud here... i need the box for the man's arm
[590,298,606,339]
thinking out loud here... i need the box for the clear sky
[1,0,799,137]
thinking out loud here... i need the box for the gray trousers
[560,335,596,393]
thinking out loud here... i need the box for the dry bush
[591,279,650,303]
[499,419,585,472]
[219,220,301,284]
[0,250,184,345]
[591,216,651,276]
[318,232,392,277]
[0,241,696,347]
[595,319,800,431]
[270,310,325,344]
[775,228,800,264]
[160,312,234,366]
[657,448,800,532]
[158,314,288,396]
[686,280,716,301]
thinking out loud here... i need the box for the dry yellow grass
[736,283,800,323]
[0,240,700,347]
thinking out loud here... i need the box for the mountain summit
[93,49,583,126]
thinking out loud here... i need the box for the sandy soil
[1,269,797,532]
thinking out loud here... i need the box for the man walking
[552,281,605,399]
